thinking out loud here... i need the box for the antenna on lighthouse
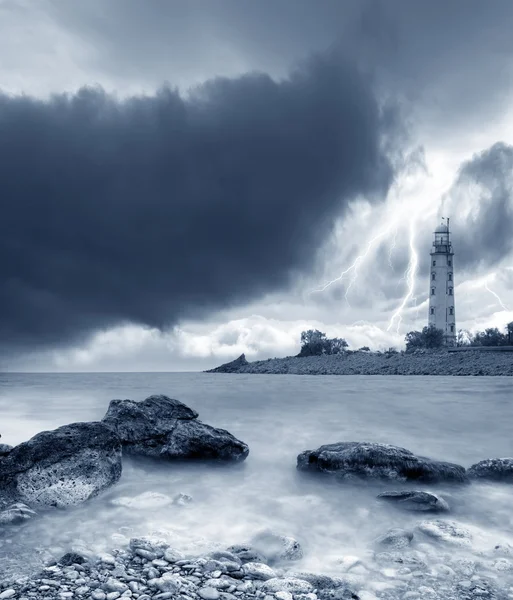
[447,217,450,231]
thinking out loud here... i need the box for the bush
[298,329,349,357]
[472,327,508,347]
[405,325,445,351]
[358,346,371,352]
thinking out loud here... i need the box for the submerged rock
[226,544,268,564]
[250,529,303,563]
[467,458,513,482]
[111,491,172,509]
[297,441,467,484]
[0,502,37,525]
[417,519,472,546]
[102,394,249,462]
[377,490,450,512]
[375,528,414,550]
[205,354,249,373]
[0,422,122,508]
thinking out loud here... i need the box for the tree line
[298,322,513,356]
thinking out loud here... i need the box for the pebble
[198,587,220,600]
[0,591,16,600]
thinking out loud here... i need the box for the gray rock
[198,587,220,600]
[260,577,314,594]
[297,441,467,484]
[417,519,472,546]
[467,458,513,482]
[0,444,12,457]
[102,395,198,441]
[250,530,303,563]
[287,572,343,590]
[375,528,414,549]
[102,395,249,462]
[242,562,276,580]
[0,421,122,508]
[225,544,267,564]
[0,502,37,525]
[377,490,450,512]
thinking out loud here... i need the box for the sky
[1,0,513,371]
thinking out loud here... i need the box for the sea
[1,372,513,591]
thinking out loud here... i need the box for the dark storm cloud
[442,143,513,272]
[0,53,395,351]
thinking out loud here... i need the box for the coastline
[206,349,513,376]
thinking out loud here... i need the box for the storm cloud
[443,142,513,272]
[0,53,395,352]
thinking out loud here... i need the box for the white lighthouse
[428,218,456,345]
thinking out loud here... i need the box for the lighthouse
[428,218,456,346]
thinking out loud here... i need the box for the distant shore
[206,349,513,376]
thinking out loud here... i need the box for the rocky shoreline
[2,397,513,599]
[206,350,513,376]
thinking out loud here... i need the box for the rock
[129,536,169,558]
[198,587,220,600]
[417,519,472,546]
[261,578,314,594]
[58,552,88,566]
[111,491,172,509]
[102,395,198,440]
[288,572,342,589]
[0,502,37,525]
[102,395,249,462]
[467,458,513,482]
[375,528,414,550]
[377,490,449,512]
[297,442,467,484]
[0,444,12,456]
[205,354,249,373]
[242,562,277,580]
[226,544,267,564]
[250,530,303,563]
[0,422,122,508]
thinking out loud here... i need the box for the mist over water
[1,373,513,591]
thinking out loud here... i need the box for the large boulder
[0,421,122,508]
[467,458,513,482]
[297,442,467,484]
[102,394,249,462]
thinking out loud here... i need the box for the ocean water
[1,372,513,591]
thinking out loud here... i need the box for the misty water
[1,372,513,595]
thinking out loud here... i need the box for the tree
[507,322,513,344]
[405,325,445,351]
[328,337,349,354]
[298,330,349,356]
[472,327,508,347]
[299,330,328,356]
[405,330,424,350]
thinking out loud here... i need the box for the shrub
[298,329,349,357]
[405,325,445,350]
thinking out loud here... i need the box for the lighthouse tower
[428,218,456,346]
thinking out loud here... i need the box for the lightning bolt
[484,278,510,311]
[388,226,398,271]
[310,226,393,304]
[386,217,419,332]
